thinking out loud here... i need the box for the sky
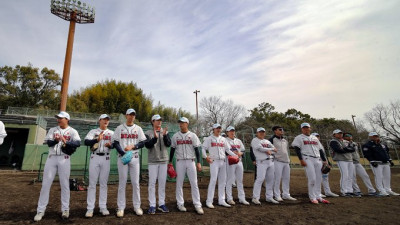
[1,0,399,122]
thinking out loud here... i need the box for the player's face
[213,127,222,136]
[179,122,188,131]
[99,118,109,127]
[257,131,265,139]
[370,135,379,142]
[274,128,284,136]
[301,127,311,135]
[334,133,343,139]
[227,130,235,139]
[153,119,162,128]
[57,117,68,128]
[344,135,352,141]
[126,114,136,123]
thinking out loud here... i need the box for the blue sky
[1,0,399,121]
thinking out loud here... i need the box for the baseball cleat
[227,200,236,205]
[320,194,326,198]
[266,198,279,204]
[275,197,284,202]
[177,205,187,212]
[252,198,261,205]
[317,198,330,204]
[368,192,378,196]
[116,209,124,218]
[100,208,110,216]
[85,209,93,218]
[239,199,250,205]
[353,192,362,198]
[218,202,231,208]
[134,208,143,216]
[377,191,389,197]
[158,205,169,213]
[342,193,353,197]
[61,210,69,219]
[387,191,400,196]
[34,212,45,222]
[310,199,319,204]
[206,202,215,209]
[283,196,297,201]
[148,206,156,214]
[195,206,204,215]
[325,192,339,197]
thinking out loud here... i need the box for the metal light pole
[351,115,357,130]
[193,90,200,135]
[51,0,95,111]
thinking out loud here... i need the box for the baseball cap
[98,114,110,120]
[55,111,70,120]
[151,114,162,121]
[226,126,235,131]
[369,132,378,137]
[272,125,283,131]
[332,129,343,134]
[311,132,320,136]
[343,133,352,137]
[126,108,136,115]
[301,123,310,128]
[178,117,189,124]
[212,123,222,129]
[257,127,266,132]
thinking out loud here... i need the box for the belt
[92,152,109,156]
[303,154,318,158]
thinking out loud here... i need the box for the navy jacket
[362,141,391,163]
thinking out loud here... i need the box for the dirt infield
[0,168,399,225]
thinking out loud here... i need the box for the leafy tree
[0,64,61,109]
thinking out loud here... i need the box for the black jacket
[362,140,391,163]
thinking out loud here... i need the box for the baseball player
[169,117,204,215]
[84,114,114,218]
[225,126,250,205]
[270,126,297,202]
[202,123,236,208]
[34,112,81,221]
[362,132,400,196]
[343,132,377,196]
[291,123,330,204]
[312,133,339,197]
[251,127,278,205]
[0,120,6,145]
[144,114,171,214]
[329,129,357,197]
[112,109,147,217]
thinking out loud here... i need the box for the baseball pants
[148,163,167,207]
[303,157,322,200]
[87,154,110,210]
[117,155,141,210]
[253,159,274,200]
[337,161,354,194]
[206,159,227,205]
[175,159,201,207]
[273,161,292,199]
[352,163,375,193]
[37,155,71,213]
[322,173,334,194]
[370,163,392,193]
[226,161,245,201]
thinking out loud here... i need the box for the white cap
[311,132,320,136]
[151,114,162,121]
[55,111,70,120]
[257,127,266,132]
[126,108,136,115]
[369,132,379,137]
[332,129,343,134]
[98,114,110,120]
[226,126,235,131]
[178,117,189,124]
[301,122,310,128]
[212,123,222,129]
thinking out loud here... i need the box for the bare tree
[199,96,246,135]
[365,100,400,144]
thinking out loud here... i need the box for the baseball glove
[167,164,177,178]
[228,155,240,165]
[91,142,99,152]
[321,164,331,174]
[61,144,77,156]
[121,151,133,165]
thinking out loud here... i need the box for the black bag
[69,178,78,191]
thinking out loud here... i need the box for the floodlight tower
[50,0,95,111]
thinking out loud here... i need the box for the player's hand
[196,162,202,172]
[163,126,168,136]
[273,148,278,153]
[371,162,378,167]
[60,135,67,144]
[54,133,61,142]
[266,150,272,155]
[300,160,307,167]
[104,142,111,148]
[252,161,256,166]
[206,156,213,164]
[124,145,134,151]
[390,160,394,167]
[97,131,104,142]
[237,151,243,157]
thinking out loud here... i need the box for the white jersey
[225,137,245,160]
[202,135,235,160]
[0,121,6,145]
[171,131,200,160]
[112,123,146,154]
[85,128,114,154]
[44,126,81,156]
[251,137,275,161]
[291,134,323,157]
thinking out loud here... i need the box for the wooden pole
[59,12,76,111]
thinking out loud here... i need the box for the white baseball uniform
[85,128,114,211]
[36,126,81,213]
[251,137,275,200]
[270,135,293,199]
[292,134,324,201]
[0,121,6,145]
[112,123,146,211]
[170,131,202,208]
[225,137,246,202]
[202,135,235,205]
